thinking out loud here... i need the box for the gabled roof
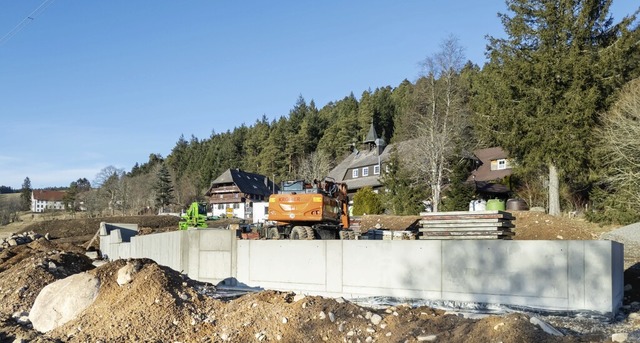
[467,147,512,182]
[32,190,66,202]
[206,169,276,197]
[327,140,414,191]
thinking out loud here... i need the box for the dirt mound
[0,250,596,342]
[357,215,422,232]
[18,215,181,244]
[510,211,608,240]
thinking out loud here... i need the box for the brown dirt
[0,211,634,342]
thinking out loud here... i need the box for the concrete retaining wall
[100,227,623,315]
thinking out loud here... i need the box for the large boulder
[28,272,100,333]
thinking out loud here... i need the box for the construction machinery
[266,178,355,240]
[178,202,209,230]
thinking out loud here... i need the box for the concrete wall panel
[342,241,441,295]
[101,225,623,315]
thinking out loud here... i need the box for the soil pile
[0,255,598,342]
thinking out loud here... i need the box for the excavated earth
[0,212,638,342]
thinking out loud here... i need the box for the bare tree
[94,166,125,216]
[296,151,334,182]
[599,78,640,208]
[405,36,468,212]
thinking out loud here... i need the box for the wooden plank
[419,218,509,225]
[420,222,514,229]
[420,213,515,221]
[418,235,511,240]
[419,226,512,232]
[421,231,514,237]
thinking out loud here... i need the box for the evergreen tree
[154,164,174,211]
[352,186,384,215]
[473,0,640,215]
[440,157,476,211]
[381,150,427,215]
[20,177,32,211]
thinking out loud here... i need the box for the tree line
[10,0,640,223]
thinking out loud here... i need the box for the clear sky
[0,1,637,190]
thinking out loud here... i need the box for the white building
[31,190,66,213]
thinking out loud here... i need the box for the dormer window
[362,167,369,177]
[352,169,359,178]
[374,165,380,175]
[492,158,510,170]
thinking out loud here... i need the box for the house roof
[206,169,276,197]
[327,140,415,191]
[363,123,378,144]
[467,147,513,182]
[32,190,66,202]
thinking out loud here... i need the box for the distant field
[0,193,20,204]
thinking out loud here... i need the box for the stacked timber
[418,211,515,240]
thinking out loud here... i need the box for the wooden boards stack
[418,211,515,240]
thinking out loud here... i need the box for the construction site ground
[0,211,638,342]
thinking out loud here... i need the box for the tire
[290,226,307,240]
[267,227,280,240]
[304,226,315,240]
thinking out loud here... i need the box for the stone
[116,261,141,286]
[293,294,306,302]
[335,297,346,304]
[612,333,628,342]
[417,335,437,342]
[8,239,17,247]
[282,317,288,324]
[29,272,100,333]
[529,317,564,337]
[494,322,505,330]
[329,312,335,322]
[319,311,326,320]
[370,314,382,326]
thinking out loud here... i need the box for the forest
[10,0,640,224]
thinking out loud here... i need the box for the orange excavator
[266,177,354,240]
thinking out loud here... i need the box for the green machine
[178,202,209,230]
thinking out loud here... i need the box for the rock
[116,261,141,286]
[335,297,346,304]
[282,317,288,324]
[612,333,628,342]
[365,311,372,320]
[417,335,437,342]
[293,294,306,302]
[48,262,57,270]
[29,272,100,333]
[45,233,51,240]
[329,312,335,322]
[556,235,564,240]
[529,317,564,336]
[319,311,326,320]
[494,322,505,330]
[370,314,382,326]
[366,327,375,333]
[8,239,17,246]
[365,337,373,343]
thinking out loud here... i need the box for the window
[217,204,224,210]
[352,169,359,178]
[233,203,240,209]
[362,167,369,177]
[496,159,510,170]
[374,165,380,175]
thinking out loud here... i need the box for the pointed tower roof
[363,122,378,144]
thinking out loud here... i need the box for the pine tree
[352,186,384,215]
[154,164,174,211]
[473,0,640,215]
[20,177,32,211]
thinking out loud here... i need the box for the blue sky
[0,1,637,189]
